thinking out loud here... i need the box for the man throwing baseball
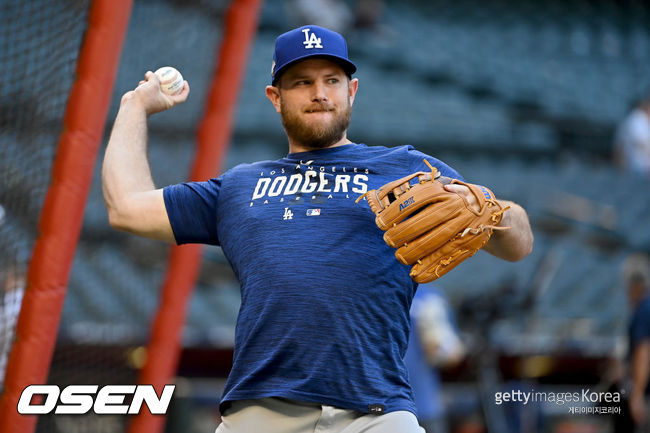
[103,25,533,433]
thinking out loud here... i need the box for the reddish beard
[280,98,351,149]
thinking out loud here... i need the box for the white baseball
[154,66,184,95]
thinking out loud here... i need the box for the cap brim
[272,54,357,85]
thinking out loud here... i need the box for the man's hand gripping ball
[356,161,510,283]
[121,68,189,116]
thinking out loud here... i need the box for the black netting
[0,0,91,388]
[36,1,229,432]
[2,0,231,431]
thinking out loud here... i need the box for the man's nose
[311,81,327,102]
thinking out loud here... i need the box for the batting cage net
[1,0,237,432]
[0,0,91,395]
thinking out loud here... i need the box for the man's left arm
[483,199,533,262]
[444,183,533,262]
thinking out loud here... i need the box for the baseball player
[102,25,533,433]
[624,256,650,432]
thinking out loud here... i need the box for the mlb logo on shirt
[306,209,321,216]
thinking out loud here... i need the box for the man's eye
[296,80,310,86]
[328,78,339,84]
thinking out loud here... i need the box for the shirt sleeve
[162,176,223,245]
[406,147,464,181]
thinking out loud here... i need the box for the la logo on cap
[302,28,323,49]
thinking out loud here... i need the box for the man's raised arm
[102,71,189,242]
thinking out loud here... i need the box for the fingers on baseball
[170,81,190,102]
[142,71,164,91]
[136,72,157,91]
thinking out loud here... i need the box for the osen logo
[17,384,175,415]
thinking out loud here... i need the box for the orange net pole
[127,1,263,432]
[0,1,133,431]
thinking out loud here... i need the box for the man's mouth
[305,107,334,113]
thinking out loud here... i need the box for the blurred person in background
[285,0,386,35]
[286,0,354,34]
[405,285,465,433]
[0,264,25,389]
[614,94,650,178]
[620,253,650,433]
[0,206,26,389]
[353,0,385,31]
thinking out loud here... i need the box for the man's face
[266,58,358,149]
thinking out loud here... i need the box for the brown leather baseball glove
[356,161,509,283]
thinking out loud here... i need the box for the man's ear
[265,85,282,113]
[348,78,359,107]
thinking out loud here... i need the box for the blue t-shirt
[629,295,650,396]
[163,143,462,415]
[629,296,650,349]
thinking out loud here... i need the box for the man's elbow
[106,206,130,232]
[105,199,139,233]
[104,192,173,243]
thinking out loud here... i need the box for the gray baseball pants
[215,398,425,433]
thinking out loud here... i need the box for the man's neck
[288,134,352,154]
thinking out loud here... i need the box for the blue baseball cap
[271,25,357,85]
